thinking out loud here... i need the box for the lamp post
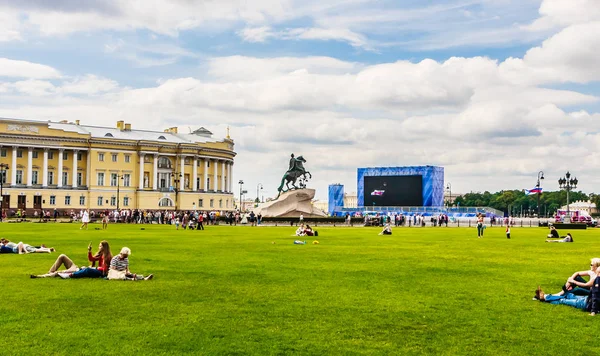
[558,171,578,222]
[446,183,452,209]
[536,171,544,217]
[116,173,124,212]
[173,173,182,211]
[238,180,244,211]
[256,183,263,205]
[0,163,8,222]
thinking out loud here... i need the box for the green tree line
[452,190,599,216]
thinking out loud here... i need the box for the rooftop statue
[276,153,312,199]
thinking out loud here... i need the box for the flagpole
[537,171,544,219]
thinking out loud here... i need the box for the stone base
[254,189,327,218]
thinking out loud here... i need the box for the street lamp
[446,183,452,209]
[173,173,183,210]
[116,173,124,211]
[0,163,8,222]
[558,171,578,222]
[256,183,263,204]
[238,180,244,211]
[536,171,544,217]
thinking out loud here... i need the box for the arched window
[158,135,166,140]
[158,157,172,169]
[158,197,174,207]
[104,133,114,137]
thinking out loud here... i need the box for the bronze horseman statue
[276,153,312,199]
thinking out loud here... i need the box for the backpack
[586,276,600,313]
[314,231,318,237]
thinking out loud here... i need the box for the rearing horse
[277,156,311,198]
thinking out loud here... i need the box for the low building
[0,118,236,214]
[560,200,597,215]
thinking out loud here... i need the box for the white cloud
[60,75,120,95]
[237,26,274,43]
[0,58,61,79]
[525,0,600,31]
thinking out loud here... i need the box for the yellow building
[0,118,236,214]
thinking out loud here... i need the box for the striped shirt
[110,256,129,271]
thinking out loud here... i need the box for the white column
[42,149,49,187]
[204,159,209,190]
[192,157,198,191]
[72,150,79,188]
[86,150,91,187]
[229,162,233,194]
[180,156,185,191]
[11,146,17,185]
[221,161,225,193]
[213,159,218,192]
[152,154,158,190]
[27,148,33,187]
[57,149,64,188]
[139,153,145,189]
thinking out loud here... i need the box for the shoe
[144,274,154,281]
[58,273,71,279]
[30,274,38,279]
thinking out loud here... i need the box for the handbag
[107,269,127,280]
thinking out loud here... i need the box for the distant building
[561,200,597,215]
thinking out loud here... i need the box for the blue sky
[1,0,600,200]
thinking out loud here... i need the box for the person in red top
[30,240,112,279]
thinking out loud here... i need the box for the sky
[1,0,600,202]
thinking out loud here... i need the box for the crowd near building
[0,118,236,216]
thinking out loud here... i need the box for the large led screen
[364,175,423,207]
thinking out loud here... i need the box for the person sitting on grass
[1,238,54,254]
[547,226,560,238]
[548,258,600,297]
[295,224,306,236]
[546,233,573,243]
[107,247,153,281]
[534,264,600,316]
[379,223,392,235]
[31,241,112,279]
[303,224,315,237]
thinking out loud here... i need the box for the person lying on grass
[546,232,573,243]
[534,264,600,316]
[1,238,54,254]
[30,241,112,279]
[107,247,153,281]
[378,223,392,235]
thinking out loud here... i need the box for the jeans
[544,293,588,310]
[71,267,103,279]
[563,275,591,296]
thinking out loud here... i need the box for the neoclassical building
[0,118,236,213]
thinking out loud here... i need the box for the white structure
[560,200,597,215]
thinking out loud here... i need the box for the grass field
[1,223,600,355]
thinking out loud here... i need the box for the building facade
[0,118,236,214]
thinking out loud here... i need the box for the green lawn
[1,223,600,355]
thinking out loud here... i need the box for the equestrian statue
[276,153,312,199]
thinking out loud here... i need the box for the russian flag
[371,190,385,196]
[526,187,542,195]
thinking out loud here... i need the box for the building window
[77,172,83,186]
[77,152,82,161]
[48,171,54,185]
[226,200,229,208]
[32,171,38,185]
[112,154,118,162]
[48,152,54,160]
[1,170,6,184]
[97,172,105,186]
[63,152,68,160]
[196,178,200,190]
[97,196,103,206]
[219,199,222,208]
[110,197,116,206]
[125,155,130,163]
[98,153,104,162]
[32,151,38,159]
[62,172,68,186]
[65,196,71,205]
[16,170,23,184]
[0,149,6,157]
[123,174,130,187]
[80,196,85,205]
[49,195,56,205]
[110,173,118,187]
[207,178,210,190]
[210,199,214,208]
[123,197,129,206]
[207,161,210,167]
[199,199,203,207]
[17,149,23,158]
